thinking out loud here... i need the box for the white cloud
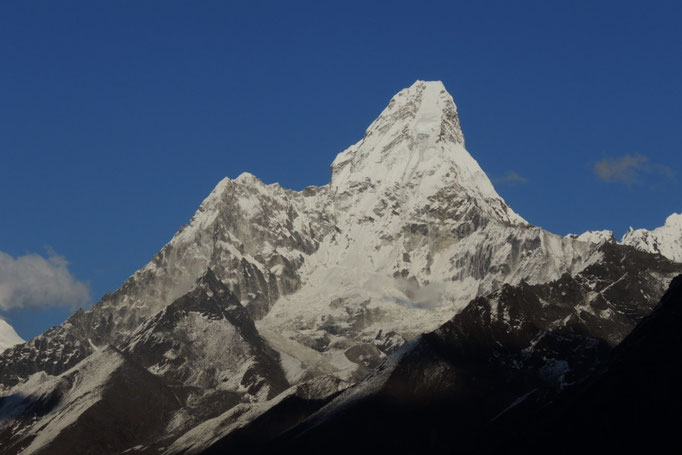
[593,153,674,185]
[397,279,448,310]
[494,170,528,185]
[0,250,90,311]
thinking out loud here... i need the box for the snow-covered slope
[622,213,682,262]
[0,319,23,353]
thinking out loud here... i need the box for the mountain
[0,319,23,353]
[0,81,678,454]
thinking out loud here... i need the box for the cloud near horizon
[494,170,529,185]
[593,154,674,185]
[0,250,91,311]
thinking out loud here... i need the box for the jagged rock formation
[0,81,677,454]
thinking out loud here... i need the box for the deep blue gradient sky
[1,1,681,340]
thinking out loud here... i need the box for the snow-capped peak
[235,171,261,184]
[330,80,526,226]
[567,230,616,245]
[664,212,682,228]
[364,80,464,146]
[621,212,682,262]
[0,318,24,353]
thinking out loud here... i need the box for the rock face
[0,81,678,454]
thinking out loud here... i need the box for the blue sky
[1,0,680,340]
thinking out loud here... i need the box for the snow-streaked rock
[166,374,349,455]
[121,269,289,438]
[0,346,180,455]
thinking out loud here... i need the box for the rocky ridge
[568,212,682,262]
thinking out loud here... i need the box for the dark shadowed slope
[509,274,682,454]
